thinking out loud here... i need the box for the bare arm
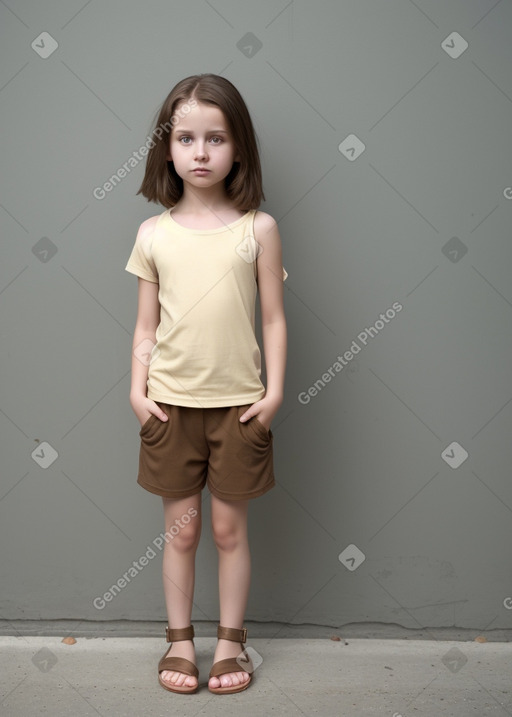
[239,211,287,428]
[129,277,168,425]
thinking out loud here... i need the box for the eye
[179,136,191,144]
[210,136,223,144]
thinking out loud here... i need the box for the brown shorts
[137,402,275,501]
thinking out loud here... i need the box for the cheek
[170,145,188,162]
[220,147,237,164]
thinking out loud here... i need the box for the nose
[194,140,207,161]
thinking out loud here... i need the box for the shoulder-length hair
[137,74,265,210]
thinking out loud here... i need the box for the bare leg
[208,494,251,690]
[160,494,202,689]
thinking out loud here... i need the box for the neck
[177,184,233,215]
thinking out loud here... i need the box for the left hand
[239,395,283,431]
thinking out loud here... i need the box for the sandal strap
[159,655,199,678]
[217,625,247,643]
[209,653,253,679]
[165,624,195,642]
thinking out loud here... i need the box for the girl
[125,74,287,695]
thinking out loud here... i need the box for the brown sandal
[158,625,199,694]
[208,625,254,694]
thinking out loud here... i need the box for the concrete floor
[1,621,511,716]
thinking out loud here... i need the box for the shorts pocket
[139,413,158,437]
[250,416,272,441]
[139,414,170,448]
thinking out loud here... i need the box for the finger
[156,407,168,421]
[149,402,168,422]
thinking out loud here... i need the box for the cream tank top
[132,208,267,408]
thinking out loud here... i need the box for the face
[167,101,240,188]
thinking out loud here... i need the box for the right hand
[130,394,168,427]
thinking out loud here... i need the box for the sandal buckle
[240,627,247,643]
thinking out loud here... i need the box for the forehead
[172,101,229,131]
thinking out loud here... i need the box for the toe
[173,671,186,686]
[161,669,171,684]
[220,674,232,687]
[210,671,250,690]
[168,670,182,685]
[232,671,244,685]
[222,671,248,687]
[162,669,196,688]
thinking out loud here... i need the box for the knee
[212,520,244,552]
[165,520,200,553]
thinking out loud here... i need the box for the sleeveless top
[125,208,268,408]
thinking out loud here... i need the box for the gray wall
[1,0,511,631]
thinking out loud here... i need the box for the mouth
[193,168,210,173]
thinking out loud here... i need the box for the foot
[160,639,198,690]
[208,638,251,690]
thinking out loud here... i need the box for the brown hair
[136,74,265,210]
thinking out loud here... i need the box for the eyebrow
[174,128,229,134]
